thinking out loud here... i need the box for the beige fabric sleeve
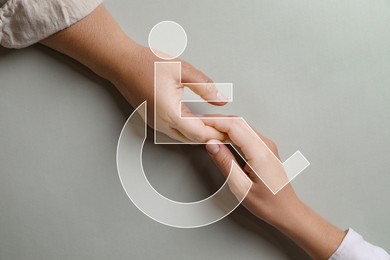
[0,0,102,49]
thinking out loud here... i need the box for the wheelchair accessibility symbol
[116,21,310,228]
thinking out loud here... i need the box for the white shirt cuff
[329,228,389,260]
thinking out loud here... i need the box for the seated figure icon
[116,21,310,228]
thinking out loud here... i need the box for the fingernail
[206,141,220,155]
[217,91,228,101]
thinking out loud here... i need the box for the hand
[203,118,345,259]
[203,118,299,225]
[41,4,227,143]
[113,45,228,142]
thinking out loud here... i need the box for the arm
[203,119,344,259]
[203,118,389,259]
[203,119,390,260]
[40,4,227,142]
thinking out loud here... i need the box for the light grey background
[1,0,390,259]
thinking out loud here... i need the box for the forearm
[205,128,346,259]
[40,4,142,105]
[271,200,345,259]
[40,4,225,141]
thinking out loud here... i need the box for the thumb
[206,140,252,199]
[181,62,228,105]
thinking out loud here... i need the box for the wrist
[97,37,141,83]
[266,196,305,230]
[273,200,345,259]
[100,40,150,107]
[271,199,307,231]
[107,43,157,109]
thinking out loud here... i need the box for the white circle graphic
[148,21,187,60]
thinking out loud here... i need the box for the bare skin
[41,4,227,143]
[41,4,345,259]
[204,118,345,260]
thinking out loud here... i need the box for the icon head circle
[148,21,187,60]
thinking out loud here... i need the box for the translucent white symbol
[116,21,310,228]
[148,21,187,60]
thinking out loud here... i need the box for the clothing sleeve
[0,0,102,49]
[329,228,390,260]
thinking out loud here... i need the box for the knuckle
[181,61,190,70]
[205,82,214,94]
[257,150,271,160]
[220,154,233,171]
[231,119,245,130]
[191,131,206,143]
[184,61,192,68]
[205,77,214,85]
[254,144,273,160]
[266,140,278,153]
[167,114,178,127]
[259,149,275,161]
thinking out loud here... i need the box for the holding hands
[39,4,389,259]
[41,5,227,143]
[204,118,345,260]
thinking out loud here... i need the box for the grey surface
[1,0,390,259]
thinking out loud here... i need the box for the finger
[202,118,265,161]
[241,122,280,159]
[174,106,227,142]
[206,140,253,198]
[203,119,288,193]
[206,140,237,178]
[255,132,280,159]
[166,128,193,143]
[181,62,228,106]
[185,82,228,106]
[176,117,226,143]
